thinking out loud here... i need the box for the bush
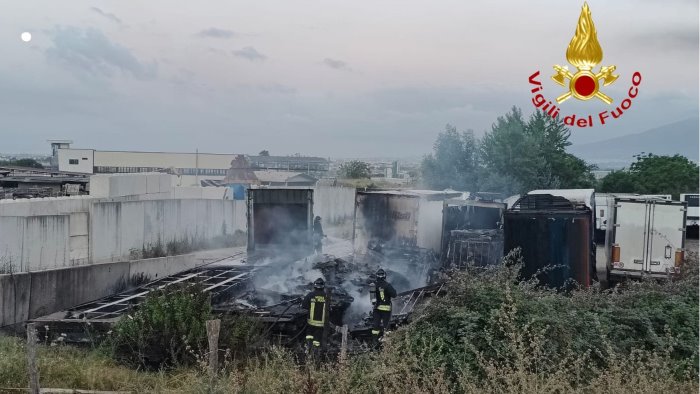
[111,284,211,369]
[378,251,699,390]
[220,313,264,363]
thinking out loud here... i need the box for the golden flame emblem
[552,2,618,104]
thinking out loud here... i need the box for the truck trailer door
[613,199,649,270]
[646,200,686,275]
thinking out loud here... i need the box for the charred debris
[30,188,507,354]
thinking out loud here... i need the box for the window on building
[69,159,79,165]
[82,157,88,160]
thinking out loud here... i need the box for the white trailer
[680,193,699,228]
[595,193,671,233]
[604,197,686,281]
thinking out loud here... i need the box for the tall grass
[1,250,697,393]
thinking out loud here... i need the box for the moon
[21,32,32,42]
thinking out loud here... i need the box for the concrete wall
[0,272,31,327]
[0,196,93,217]
[0,215,70,273]
[0,248,236,327]
[90,199,244,263]
[314,185,356,225]
[171,186,229,199]
[90,173,172,198]
[314,185,356,238]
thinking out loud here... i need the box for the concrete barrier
[0,215,70,272]
[90,199,241,263]
[0,196,93,217]
[28,261,130,319]
[0,273,31,327]
[90,173,173,198]
[314,185,356,238]
[0,247,240,328]
[171,186,229,200]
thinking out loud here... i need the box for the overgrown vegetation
[109,283,263,370]
[110,284,212,368]
[1,252,697,393]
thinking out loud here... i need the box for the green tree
[597,170,639,193]
[421,124,480,191]
[599,154,699,199]
[481,107,595,193]
[0,158,44,168]
[340,160,371,179]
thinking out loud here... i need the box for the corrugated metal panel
[504,194,593,289]
[504,211,592,288]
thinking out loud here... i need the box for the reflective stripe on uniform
[306,335,314,340]
[379,288,385,302]
[371,329,381,335]
[312,341,321,347]
[377,304,391,311]
[308,319,325,327]
[308,295,326,327]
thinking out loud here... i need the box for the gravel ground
[685,238,698,256]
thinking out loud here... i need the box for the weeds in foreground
[0,251,696,393]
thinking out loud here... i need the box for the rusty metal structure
[440,198,506,269]
[504,193,595,289]
[31,255,253,341]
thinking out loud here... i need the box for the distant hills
[569,118,699,169]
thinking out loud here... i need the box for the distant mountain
[569,118,699,169]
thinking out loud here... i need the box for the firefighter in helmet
[370,268,397,344]
[302,277,327,352]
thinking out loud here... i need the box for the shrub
[111,284,211,369]
[378,250,699,390]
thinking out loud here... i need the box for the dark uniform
[371,270,397,341]
[313,217,324,253]
[302,280,327,350]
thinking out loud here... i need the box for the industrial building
[54,142,329,186]
[0,165,89,198]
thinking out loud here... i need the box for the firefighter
[371,268,396,344]
[302,277,327,352]
[313,216,325,254]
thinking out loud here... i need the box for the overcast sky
[0,0,697,157]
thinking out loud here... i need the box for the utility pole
[195,148,199,186]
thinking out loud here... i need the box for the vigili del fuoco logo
[528,2,642,128]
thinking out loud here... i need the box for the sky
[0,0,697,158]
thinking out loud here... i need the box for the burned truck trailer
[504,190,595,288]
[353,190,462,254]
[247,188,314,256]
[441,198,506,268]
